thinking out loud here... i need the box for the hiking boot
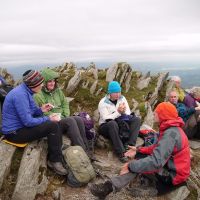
[118,153,129,163]
[89,180,113,199]
[124,143,129,151]
[47,160,68,175]
[61,143,70,151]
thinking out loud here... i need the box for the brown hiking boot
[47,160,68,175]
[89,180,113,199]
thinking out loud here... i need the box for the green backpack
[64,146,96,187]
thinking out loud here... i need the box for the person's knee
[62,117,76,125]
[107,120,119,134]
[107,120,118,128]
[73,116,84,125]
[131,116,141,125]
[47,121,59,132]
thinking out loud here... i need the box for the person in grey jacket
[89,102,190,199]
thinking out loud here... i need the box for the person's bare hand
[41,103,54,112]
[195,101,200,111]
[118,102,126,113]
[124,146,137,159]
[120,162,129,175]
[49,113,60,122]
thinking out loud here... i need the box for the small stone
[189,140,200,150]
[136,137,144,147]
[52,188,61,200]
[93,161,111,171]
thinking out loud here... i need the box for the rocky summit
[0,62,200,200]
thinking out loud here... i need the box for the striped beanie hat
[23,70,44,88]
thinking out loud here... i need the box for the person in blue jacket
[169,90,200,139]
[2,70,67,175]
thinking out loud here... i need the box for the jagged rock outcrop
[90,80,98,95]
[66,70,82,95]
[106,63,132,92]
[142,102,154,127]
[165,80,176,101]
[0,142,16,189]
[131,98,139,112]
[86,62,98,80]
[136,71,151,90]
[148,72,169,108]
[137,76,151,90]
[0,68,15,85]
[106,63,118,82]
[12,141,48,200]
[1,62,200,200]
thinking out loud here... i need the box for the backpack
[115,114,135,143]
[139,130,159,146]
[64,146,96,187]
[73,112,96,140]
[115,118,130,142]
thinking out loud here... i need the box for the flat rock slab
[189,140,200,150]
[165,185,190,200]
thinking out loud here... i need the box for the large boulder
[12,141,48,200]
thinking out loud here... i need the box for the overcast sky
[1,0,200,68]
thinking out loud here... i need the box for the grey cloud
[0,0,200,67]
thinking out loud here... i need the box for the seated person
[0,75,13,109]
[98,81,141,163]
[89,102,190,198]
[170,76,185,102]
[34,68,89,154]
[0,75,7,85]
[184,87,200,108]
[2,70,67,175]
[169,90,200,139]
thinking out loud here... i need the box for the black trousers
[4,121,63,162]
[99,117,141,155]
[59,116,89,151]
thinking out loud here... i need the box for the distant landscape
[4,61,200,88]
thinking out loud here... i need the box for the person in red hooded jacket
[89,102,190,199]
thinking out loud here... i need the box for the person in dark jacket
[0,75,13,109]
[2,70,67,175]
[89,102,190,199]
[169,90,200,139]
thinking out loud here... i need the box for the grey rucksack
[64,146,96,187]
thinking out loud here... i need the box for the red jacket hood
[159,117,185,133]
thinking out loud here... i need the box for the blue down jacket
[2,83,49,134]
